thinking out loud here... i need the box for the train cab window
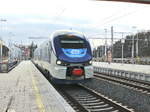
[59,35,86,49]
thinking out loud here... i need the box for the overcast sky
[0,0,150,47]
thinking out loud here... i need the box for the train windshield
[59,35,86,49]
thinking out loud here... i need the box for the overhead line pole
[136,33,139,58]
[111,26,114,62]
[104,29,107,58]
[132,26,137,64]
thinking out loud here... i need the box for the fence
[94,66,150,82]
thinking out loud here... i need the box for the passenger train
[0,44,22,72]
[33,30,93,84]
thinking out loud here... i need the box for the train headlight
[89,60,92,65]
[56,60,62,65]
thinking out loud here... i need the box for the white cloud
[1,0,150,30]
[1,0,150,46]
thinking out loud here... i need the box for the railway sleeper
[90,107,115,112]
[85,104,110,109]
[82,102,105,106]
[79,99,101,103]
[76,97,97,101]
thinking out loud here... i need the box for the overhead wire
[88,6,148,38]
[92,6,148,29]
[91,7,128,29]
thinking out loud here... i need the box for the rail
[55,84,134,112]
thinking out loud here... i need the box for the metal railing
[94,67,150,82]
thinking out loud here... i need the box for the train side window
[48,41,52,63]
[40,48,42,60]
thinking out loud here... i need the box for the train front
[52,31,93,84]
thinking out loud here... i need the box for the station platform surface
[93,62,150,74]
[0,61,75,112]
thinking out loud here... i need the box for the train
[0,44,22,72]
[33,30,93,84]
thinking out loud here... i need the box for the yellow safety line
[32,76,46,112]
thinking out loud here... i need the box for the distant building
[14,42,37,60]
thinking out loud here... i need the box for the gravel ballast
[81,78,150,112]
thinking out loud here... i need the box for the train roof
[50,30,86,40]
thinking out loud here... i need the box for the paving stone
[0,61,75,112]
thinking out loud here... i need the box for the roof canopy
[96,0,150,4]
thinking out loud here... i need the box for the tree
[29,42,37,58]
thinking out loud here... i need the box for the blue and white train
[33,30,93,84]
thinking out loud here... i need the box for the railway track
[94,72,150,94]
[55,84,133,112]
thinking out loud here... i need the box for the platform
[93,62,150,74]
[0,61,75,112]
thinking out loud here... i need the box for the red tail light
[72,68,83,76]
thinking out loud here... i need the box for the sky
[0,0,150,48]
